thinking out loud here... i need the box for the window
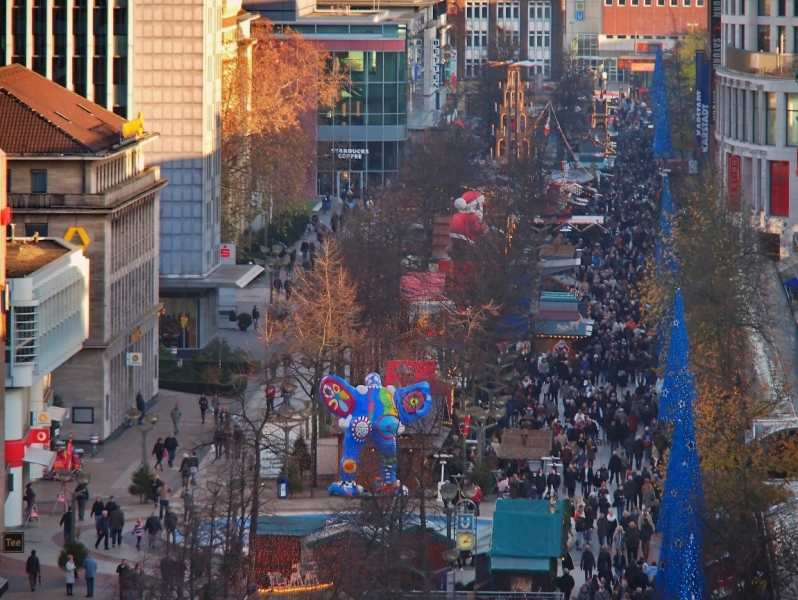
[30,170,47,193]
[766,92,777,145]
[574,34,599,57]
[739,0,744,13]
[770,161,790,217]
[758,25,770,52]
[657,0,665,6]
[739,24,744,49]
[25,224,49,237]
[758,0,770,16]
[730,87,738,139]
[605,0,612,6]
[787,94,798,146]
[632,0,639,6]
[778,0,785,15]
[496,1,521,49]
[794,27,798,53]
[465,2,489,77]
[645,0,652,6]
[72,407,95,424]
[684,0,690,5]
[670,0,677,6]
[752,91,758,143]
[527,2,552,77]
[5,170,10,193]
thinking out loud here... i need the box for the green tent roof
[491,556,552,572]
[257,514,330,537]
[490,499,564,566]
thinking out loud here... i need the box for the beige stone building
[0,65,165,439]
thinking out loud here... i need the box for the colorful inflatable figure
[318,372,433,497]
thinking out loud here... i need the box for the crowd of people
[443,95,671,600]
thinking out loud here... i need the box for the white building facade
[715,0,798,256]
[4,239,89,527]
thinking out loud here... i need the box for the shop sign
[3,532,24,553]
[728,154,741,198]
[695,51,711,155]
[432,39,441,90]
[334,148,370,160]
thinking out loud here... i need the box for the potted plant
[237,312,253,331]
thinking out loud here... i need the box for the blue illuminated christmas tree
[651,47,674,158]
[654,175,680,361]
[655,290,707,600]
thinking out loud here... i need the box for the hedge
[159,377,248,397]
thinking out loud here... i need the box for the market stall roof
[540,291,579,303]
[400,272,447,303]
[535,319,594,338]
[256,514,331,537]
[539,258,581,275]
[490,499,565,573]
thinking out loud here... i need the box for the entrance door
[337,171,363,201]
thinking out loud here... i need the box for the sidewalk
[0,388,219,596]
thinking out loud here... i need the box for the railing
[725,47,798,79]
[7,193,62,208]
[406,592,564,600]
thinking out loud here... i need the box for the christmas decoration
[655,290,707,600]
[654,175,680,360]
[318,372,433,497]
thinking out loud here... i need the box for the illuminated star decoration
[656,289,707,600]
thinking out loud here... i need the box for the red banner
[728,154,741,212]
[384,360,437,387]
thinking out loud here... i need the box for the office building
[1,0,262,349]
[0,64,163,439]
[246,0,450,199]
[715,0,798,256]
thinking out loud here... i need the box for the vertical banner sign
[727,154,741,211]
[695,51,711,155]
[432,39,441,91]
[711,0,722,125]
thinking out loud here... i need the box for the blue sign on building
[576,10,584,19]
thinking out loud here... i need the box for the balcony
[7,194,64,208]
[725,47,798,79]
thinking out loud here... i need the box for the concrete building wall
[132,0,222,279]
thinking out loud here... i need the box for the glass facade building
[316,50,407,196]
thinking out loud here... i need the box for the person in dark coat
[581,544,596,580]
[90,496,105,533]
[95,511,110,550]
[558,568,576,599]
[152,437,165,471]
[59,506,73,542]
[625,521,640,563]
[26,550,41,591]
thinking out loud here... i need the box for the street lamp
[440,482,459,547]
[56,470,92,544]
[126,409,161,468]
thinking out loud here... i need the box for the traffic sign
[456,514,475,531]
[576,10,584,19]
[126,352,142,366]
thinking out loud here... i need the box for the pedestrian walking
[150,475,163,507]
[26,549,40,591]
[152,437,165,471]
[75,480,89,521]
[213,426,226,458]
[95,510,110,550]
[164,509,178,544]
[83,553,98,597]
[24,483,36,512]
[158,483,172,519]
[199,394,209,424]
[212,393,221,424]
[182,484,194,522]
[64,554,76,596]
[60,506,73,543]
[170,404,182,434]
[252,305,260,330]
[136,390,147,424]
[164,433,179,467]
[90,496,105,533]
[144,512,162,548]
[580,544,595,580]
[109,506,125,547]
[180,453,193,487]
[105,495,119,514]
[116,559,131,597]
[132,517,144,550]
[265,382,276,411]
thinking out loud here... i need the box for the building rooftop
[0,64,128,155]
[6,239,71,278]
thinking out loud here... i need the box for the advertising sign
[3,532,24,553]
[695,51,711,154]
[711,0,722,124]
[728,154,741,211]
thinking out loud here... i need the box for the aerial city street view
[1,0,798,597]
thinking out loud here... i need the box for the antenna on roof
[54,110,71,122]
[76,103,94,115]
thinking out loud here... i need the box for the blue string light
[655,290,707,600]
[654,175,680,359]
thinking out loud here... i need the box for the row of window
[5,169,48,194]
[605,0,704,7]
[720,88,798,148]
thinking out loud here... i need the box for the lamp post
[126,409,161,468]
[440,482,459,547]
[56,470,92,544]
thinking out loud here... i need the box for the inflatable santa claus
[449,190,486,259]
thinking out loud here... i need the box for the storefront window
[787,93,798,146]
[752,91,758,143]
[159,295,200,349]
